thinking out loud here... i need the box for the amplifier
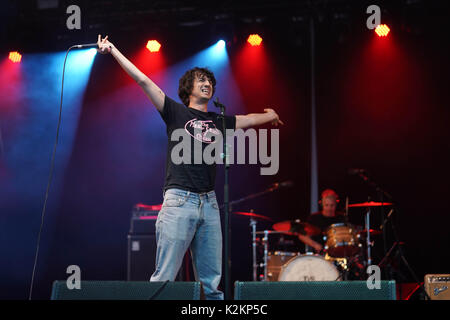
[424,274,450,300]
[127,203,160,280]
[127,234,157,281]
[129,203,161,234]
[127,203,188,281]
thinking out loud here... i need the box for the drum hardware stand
[380,208,394,278]
[332,255,365,280]
[377,210,431,300]
[365,205,373,267]
[254,230,295,281]
[329,255,350,280]
[263,230,269,281]
[344,196,350,224]
[352,170,393,272]
[219,182,293,283]
[252,230,270,281]
[250,216,258,281]
[378,241,402,272]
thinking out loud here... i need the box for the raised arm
[235,108,284,130]
[97,35,165,112]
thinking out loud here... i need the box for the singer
[97,35,283,299]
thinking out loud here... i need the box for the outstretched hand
[264,108,284,126]
[97,34,113,54]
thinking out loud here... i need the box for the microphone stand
[214,98,231,300]
[354,170,393,201]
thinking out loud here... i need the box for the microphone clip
[213,98,226,110]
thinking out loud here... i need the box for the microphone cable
[28,45,82,300]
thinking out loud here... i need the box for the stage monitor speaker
[424,274,450,300]
[51,281,203,300]
[234,281,396,300]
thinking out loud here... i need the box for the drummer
[298,189,347,253]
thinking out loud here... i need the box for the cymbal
[348,201,393,208]
[358,229,382,237]
[273,220,321,236]
[255,230,304,237]
[233,211,273,221]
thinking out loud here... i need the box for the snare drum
[324,223,360,257]
[278,254,341,281]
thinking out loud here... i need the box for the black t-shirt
[158,95,236,193]
[307,211,347,245]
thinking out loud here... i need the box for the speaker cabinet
[234,281,396,300]
[51,281,203,300]
[127,234,156,281]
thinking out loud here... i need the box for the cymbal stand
[263,230,269,281]
[250,217,257,281]
[365,207,372,267]
[352,170,392,270]
[378,210,431,300]
[344,196,349,224]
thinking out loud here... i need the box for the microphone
[213,97,225,109]
[348,168,366,175]
[271,180,294,189]
[74,43,99,49]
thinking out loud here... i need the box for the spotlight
[146,40,161,53]
[375,24,390,37]
[217,40,226,48]
[9,51,22,63]
[247,34,263,46]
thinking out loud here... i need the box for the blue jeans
[150,188,223,300]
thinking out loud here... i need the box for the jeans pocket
[210,199,219,210]
[163,194,189,207]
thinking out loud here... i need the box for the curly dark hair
[178,67,216,107]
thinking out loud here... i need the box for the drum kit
[235,200,392,282]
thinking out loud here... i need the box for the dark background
[0,0,449,299]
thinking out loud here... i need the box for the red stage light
[9,51,22,63]
[146,40,161,53]
[375,24,390,37]
[247,34,263,46]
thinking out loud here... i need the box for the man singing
[97,35,283,299]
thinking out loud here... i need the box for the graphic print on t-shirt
[184,118,221,143]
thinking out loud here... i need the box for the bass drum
[278,254,341,281]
